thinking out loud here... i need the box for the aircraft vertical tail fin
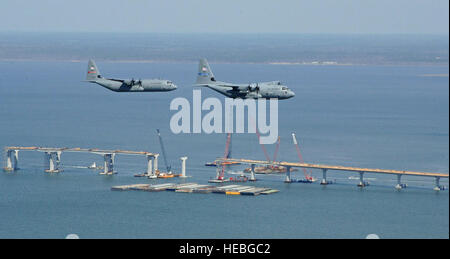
[196,58,216,85]
[86,59,101,81]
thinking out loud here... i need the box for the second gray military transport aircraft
[195,58,295,99]
[85,59,177,92]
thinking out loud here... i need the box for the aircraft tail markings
[86,59,101,81]
[196,58,216,85]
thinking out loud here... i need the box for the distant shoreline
[0,58,448,67]
[418,73,449,77]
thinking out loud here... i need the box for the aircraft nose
[171,83,177,90]
[289,90,295,98]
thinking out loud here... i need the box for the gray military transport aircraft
[195,58,295,99]
[85,59,177,92]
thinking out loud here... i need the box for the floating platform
[205,161,241,167]
[134,172,182,178]
[209,176,248,183]
[357,181,370,187]
[45,169,63,173]
[208,179,230,183]
[111,184,150,191]
[99,171,117,175]
[111,183,279,196]
[244,165,299,174]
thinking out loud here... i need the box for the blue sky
[1,0,448,34]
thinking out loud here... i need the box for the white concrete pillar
[146,154,153,176]
[56,151,61,170]
[49,153,55,171]
[395,175,403,190]
[434,177,441,191]
[6,150,13,169]
[103,154,108,174]
[151,156,156,175]
[103,154,114,174]
[285,166,292,183]
[250,164,256,181]
[110,154,115,174]
[358,171,365,187]
[154,154,159,172]
[180,156,187,178]
[321,169,328,185]
[13,150,19,170]
[216,165,221,180]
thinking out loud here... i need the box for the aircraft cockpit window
[282,87,287,90]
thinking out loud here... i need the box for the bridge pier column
[249,164,256,181]
[45,152,60,173]
[146,154,156,178]
[56,151,62,171]
[320,169,328,185]
[216,165,221,180]
[13,150,19,170]
[153,154,159,173]
[395,175,403,190]
[285,166,292,183]
[180,156,188,178]
[4,150,14,171]
[102,153,114,175]
[357,171,366,187]
[49,153,55,172]
[434,177,441,191]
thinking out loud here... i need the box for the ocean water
[0,60,448,238]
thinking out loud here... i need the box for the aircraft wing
[195,83,242,91]
[221,85,240,91]
[108,78,125,83]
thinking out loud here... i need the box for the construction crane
[156,129,172,174]
[218,133,232,180]
[255,127,272,163]
[292,133,314,181]
[272,136,281,168]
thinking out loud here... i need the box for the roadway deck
[215,158,449,178]
[5,146,156,156]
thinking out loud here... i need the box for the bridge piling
[320,169,328,185]
[285,166,292,183]
[13,150,19,170]
[357,171,366,187]
[395,175,403,190]
[102,153,115,175]
[249,164,256,181]
[154,154,159,172]
[434,177,441,191]
[180,156,188,178]
[147,154,156,178]
[45,151,61,173]
[4,150,14,171]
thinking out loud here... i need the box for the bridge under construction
[215,157,449,191]
[2,146,179,177]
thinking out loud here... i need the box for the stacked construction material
[111,183,279,196]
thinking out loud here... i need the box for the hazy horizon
[0,0,448,34]
[1,31,449,36]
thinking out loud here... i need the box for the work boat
[88,162,103,170]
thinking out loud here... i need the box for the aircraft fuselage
[91,78,177,92]
[202,81,295,99]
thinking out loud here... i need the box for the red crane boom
[292,133,313,180]
[219,133,232,180]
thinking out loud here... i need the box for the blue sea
[0,34,448,239]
